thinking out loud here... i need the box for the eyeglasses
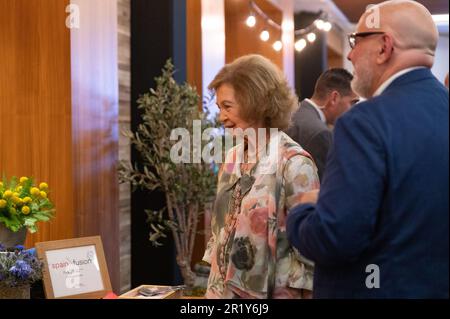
[348,32,385,49]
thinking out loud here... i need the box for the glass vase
[0,223,27,248]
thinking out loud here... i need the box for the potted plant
[0,176,55,248]
[118,60,219,293]
[0,244,43,299]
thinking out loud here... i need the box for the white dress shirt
[304,98,326,123]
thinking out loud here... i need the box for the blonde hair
[208,54,298,130]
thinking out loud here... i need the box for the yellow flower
[23,196,32,204]
[16,186,23,192]
[13,192,19,197]
[0,182,3,188]
[19,177,28,183]
[0,199,6,208]
[12,196,22,205]
[40,191,47,199]
[39,182,49,190]
[3,190,13,198]
[30,187,40,196]
[21,206,30,215]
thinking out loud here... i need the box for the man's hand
[300,189,319,204]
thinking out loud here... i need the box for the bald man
[287,1,449,298]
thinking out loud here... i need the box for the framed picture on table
[35,236,112,299]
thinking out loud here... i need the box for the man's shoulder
[291,100,329,131]
[298,100,319,115]
[342,75,434,122]
[338,99,378,126]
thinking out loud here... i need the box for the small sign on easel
[35,236,112,299]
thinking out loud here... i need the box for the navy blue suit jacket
[287,68,449,298]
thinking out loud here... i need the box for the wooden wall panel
[225,0,283,68]
[328,47,343,69]
[1,0,120,294]
[70,0,120,293]
[187,0,203,101]
[0,0,74,247]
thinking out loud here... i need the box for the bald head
[358,0,438,57]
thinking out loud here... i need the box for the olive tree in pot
[118,60,219,292]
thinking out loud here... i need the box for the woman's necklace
[240,147,256,174]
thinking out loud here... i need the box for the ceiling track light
[246,14,256,27]
[273,40,283,51]
[260,29,270,42]
[307,32,316,43]
[246,1,333,53]
[295,39,307,52]
[323,22,332,32]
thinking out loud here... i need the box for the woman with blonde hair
[203,54,319,299]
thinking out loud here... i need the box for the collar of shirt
[373,67,426,97]
[305,98,326,123]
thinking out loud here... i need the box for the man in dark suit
[287,0,449,298]
[286,69,359,180]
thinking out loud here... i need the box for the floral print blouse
[203,131,320,299]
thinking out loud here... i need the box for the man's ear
[377,34,394,64]
[330,90,340,106]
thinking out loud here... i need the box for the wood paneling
[225,0,283,68]
[1,0,121,294]
[328,47,343,69]
[70,0,120,293]
[187,0,203,101]
[0,0,74,247]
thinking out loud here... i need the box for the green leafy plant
[118,60,219,288]
[0,176,54,233]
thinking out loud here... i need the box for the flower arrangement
[0,244,42,288]
[0,176,55,233]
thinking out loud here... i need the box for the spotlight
[246,15,256,27]
[260,30,270,42]
[323,22,332,32]
[273,40,283,51]
[307,32,316,43]
[315,19,325,30]
[295,39,307,52]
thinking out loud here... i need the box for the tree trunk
[176,256,196,288]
